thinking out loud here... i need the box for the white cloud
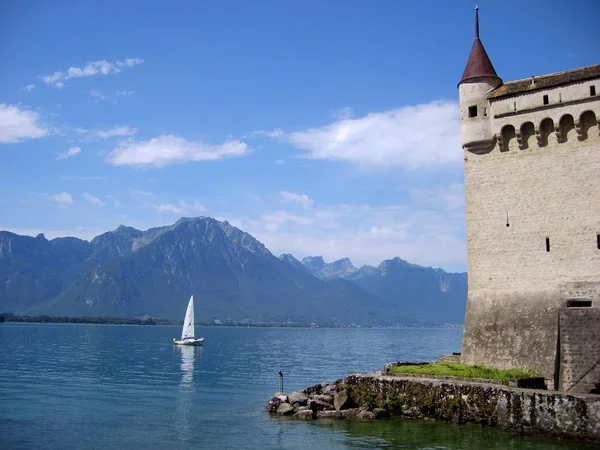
[117,90,135,96]
[273,100,461,169]
[409,182,465,212]
[45,192,73,206]
[261,210,315,232]
[0,225,105,242]
[106,195,123,207]
[41,58,144,87]
[90,90,109,102]
[0,104,48,143]
[280,190,314,209]
[106,135,250,168]
[23,84,36,92]
[252,128,284,138]
[329,106,354,120]
[230,183,467,271]
[150,200,207,215]
[57,146,81,160]
[82,193,105,206]
[275,159,284,165]
[96,126,138,138]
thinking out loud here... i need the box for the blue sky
[1,0,598,272]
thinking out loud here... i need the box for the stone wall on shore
[266,372,600,443]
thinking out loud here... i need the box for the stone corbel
[516,132,523,149]
[534,128,545,146]
[495,133,504,152]
[575,119,584,141]
[555,125,565,143]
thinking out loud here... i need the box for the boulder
[276,403,295,416]
[333,390,355,411]
[321,383,337,395]
[372,408,390,419]
[308,398,335,412]
[313,394,334,405]
[288,391,308,406]
[293,409,314,420]
[358,409,376,419]
[266,394,284,413]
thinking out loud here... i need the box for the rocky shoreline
[266,376,389,420]
[266,366,600,443]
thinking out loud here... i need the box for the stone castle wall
[460,76,600,390]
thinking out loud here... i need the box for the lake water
[0,324,592,449]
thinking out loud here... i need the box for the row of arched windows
[497,110,599,151]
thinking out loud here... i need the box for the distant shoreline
[0,313,463,329]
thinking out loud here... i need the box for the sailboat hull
[173,337,205,346]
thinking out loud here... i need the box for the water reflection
[174,345,200,445]
[179,345,196,386]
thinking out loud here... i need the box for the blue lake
[0,324,592,449]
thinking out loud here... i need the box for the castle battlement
[458,8,600,395]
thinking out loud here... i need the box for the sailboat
[173,295,205,346]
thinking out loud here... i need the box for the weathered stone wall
[345,374,600,442]
[559,307,600,393]
[267,373,600,442]
[460,78,600,382]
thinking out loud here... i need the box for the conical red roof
[459,8,501,85]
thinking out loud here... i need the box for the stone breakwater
[266,371,600,443]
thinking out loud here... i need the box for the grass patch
[389,362,538,380]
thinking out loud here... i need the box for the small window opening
[468,106,477,118]
[513,102,517,111]
[545,237,550,252]
[591,86,597,96]
[559,93,562,103]
[597,233,600,249]
[483,108,487,117]
[543,95,549,105]
[566,299,592,308]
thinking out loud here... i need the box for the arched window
[578,110,598,141]
[519,122,535,150]
[558,114,575,143]
[500,125,516,152]
[538,118,555,147]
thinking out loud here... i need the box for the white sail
[181,295,195,340]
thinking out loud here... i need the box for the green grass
[389,362,538,380]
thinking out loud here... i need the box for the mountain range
[0,217,467,326]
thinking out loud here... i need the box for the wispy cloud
[95,125,137,138]
[0,104,48,143]
[229,181,467,271]
[252,128,284,138]
[116,90,135,96]
[264,100,461,170]
[328,106,354,120]
[106,195,123,207]
[150,200,207,215]
[82,193,105,206]
[45,192,73,206]
[280,191,314,209]
[106,135,250,168]
[42,58,144,88]
[90,90,110,102]
[23,84,36,92]
[56,146,81,160]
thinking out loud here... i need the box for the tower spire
[458,6,501,85]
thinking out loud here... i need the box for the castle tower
[458,9,600,393]
[458,7,502,153]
